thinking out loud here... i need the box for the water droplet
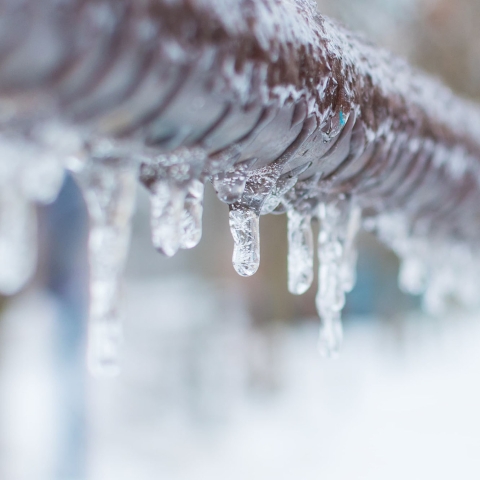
[229,206,260,277]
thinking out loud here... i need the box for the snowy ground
[1,279,480,479]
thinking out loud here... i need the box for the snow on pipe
[1,0,480,373]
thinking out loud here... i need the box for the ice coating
[261,166,308,215]
[398,256,427,296]
[212,160,256,204]
[229,206,260,277]
[287,209,314,295]
[74,158,137,377]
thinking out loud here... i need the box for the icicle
[316,200,360,358]
[287,209,314,295]
[422,272,450,315]
[24,122,83,204]
[398,256,427,295]
[0,186,37,295]
[75,159,137,377]
[180,178,204,249]
[149,179,185,257]
[22,153,65,204]
[317,311,343,358]
[229,205,260,277]
[340,205,362,293]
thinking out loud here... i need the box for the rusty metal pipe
[1,0,479,242]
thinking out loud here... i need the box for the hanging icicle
[149,179,186,257]
[74,157,137,377]
[287,209,314,295]
[316,198,362,358]
[180,178,204,250]
[229,205,260,277]
[0,186,37,295]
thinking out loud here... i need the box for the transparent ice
[212,159,256,204]
[149,179,185,258]
[0,186,37,295]
[74,158,137,377]
[316,199,361,358]
[229,206,260,277]
[180,179,204,250]
[287,209,314,295]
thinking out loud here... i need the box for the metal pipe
[1,0,479,244]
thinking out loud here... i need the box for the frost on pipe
[1,0,480,371]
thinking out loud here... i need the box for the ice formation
[229,206,260,277]
[287,209,314,295]
[316,199,361,357]
[74,157,137,376]
[1,0,480,373]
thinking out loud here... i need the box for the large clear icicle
[316,199,361,358]
[229,205,260,277]
[0,186,37,295]
[287,209,314,295]
[180,179,204,249]
[75,159,137,377]
[149,179,185,257]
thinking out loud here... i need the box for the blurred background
[1,0,480,479]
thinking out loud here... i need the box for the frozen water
[180,179,204,250]
[0,0,479,369]
[287,209,314,295]
[317,311,343,359]
[74,158,137,377]
[0,186,36,295]
[229,206,260,277]
[316,199,361,357]
[212,159,256,204]
[398,257,427,296]
[340,205,362,293]
[149,179,185,257]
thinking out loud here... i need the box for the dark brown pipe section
[1,0,480,245]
